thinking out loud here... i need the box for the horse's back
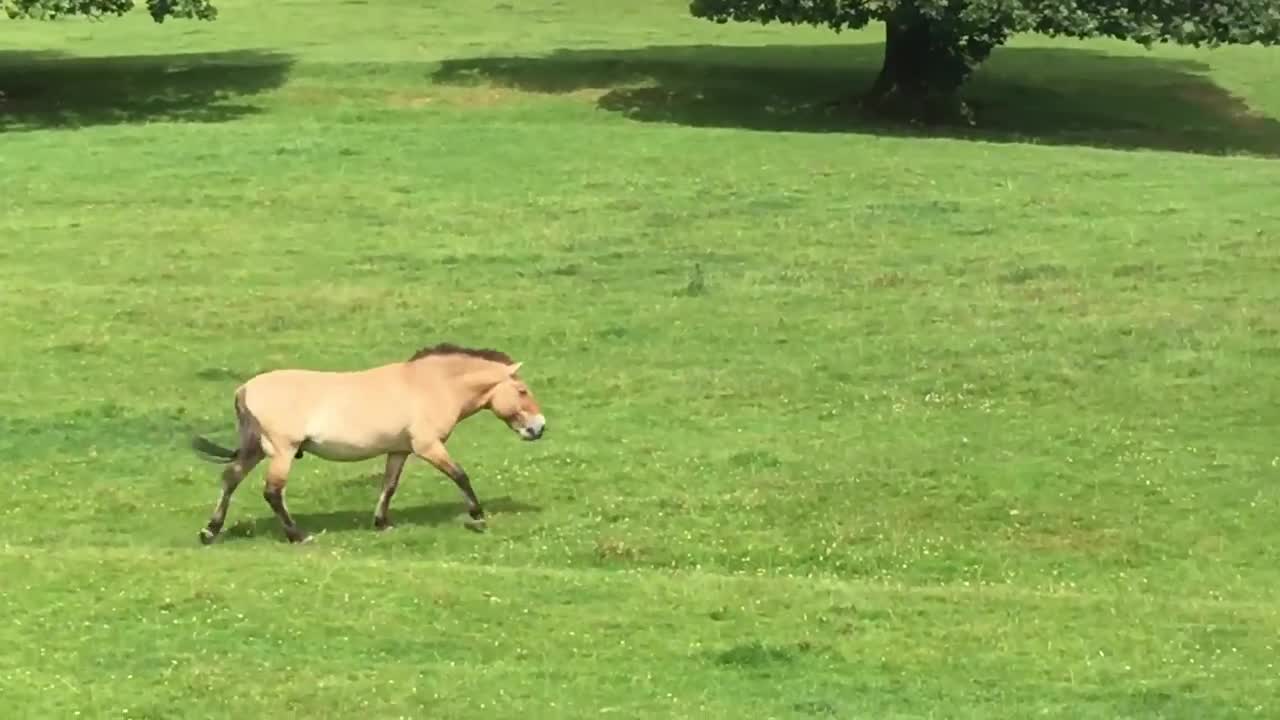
[244,363,402,392]
[241,364,415,457]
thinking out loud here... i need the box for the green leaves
[688,0,878,31]
[689,0,1280,47]
[145,0,217,22]
[4,0,128,20]
[3,0,216,22]
[1028,0,1280,47]
[688,0,1280,110]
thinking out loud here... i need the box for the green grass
[2,1,1279,717]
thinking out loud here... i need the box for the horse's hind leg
[261,446,308,543]
[199,446,264,545]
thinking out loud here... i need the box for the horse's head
[486,362,546,441]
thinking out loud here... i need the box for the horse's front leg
[373,452,409,531]
[411,439,485,531]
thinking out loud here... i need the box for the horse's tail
[191,435,237,463]
[191,386,263,464]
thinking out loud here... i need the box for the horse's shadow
[222,494,543,541]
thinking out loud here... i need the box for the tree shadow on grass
[431,43,1280,158]
[0,48,294,130]
[223,494,543,542]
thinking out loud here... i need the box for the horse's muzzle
[520,415,546,441]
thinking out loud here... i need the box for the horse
[190,342,546,544]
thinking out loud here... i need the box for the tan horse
[190,343,546,544]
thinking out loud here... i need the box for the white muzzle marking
[521,414,546,440]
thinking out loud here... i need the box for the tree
[689,0,1280,122]
[4,0,216,22]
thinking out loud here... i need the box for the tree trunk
[864,15,979,124]
[869,17,935,101]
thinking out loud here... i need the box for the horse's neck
[410,358,499,420]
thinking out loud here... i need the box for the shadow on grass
[223,494,543,541]
[431,43,1280,158]
[0,48,294,130]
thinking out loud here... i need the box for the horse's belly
[294,395,411,461]
[301,419,410,462]
[300,438,387,462]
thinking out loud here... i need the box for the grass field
[3,1,1280,717]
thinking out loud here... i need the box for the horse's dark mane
[408,342,514,364]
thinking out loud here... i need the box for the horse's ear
[506,362,523,377]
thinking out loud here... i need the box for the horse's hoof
[373,517,393,532]
[464,517,487,533]
[198,528,218,545]
[286,531,312,544]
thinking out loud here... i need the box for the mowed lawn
[3,0,1280,717]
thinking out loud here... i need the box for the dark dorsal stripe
[408,342,514,364]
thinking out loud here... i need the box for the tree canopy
[689,0,1280,121]
[4,0,216,22]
